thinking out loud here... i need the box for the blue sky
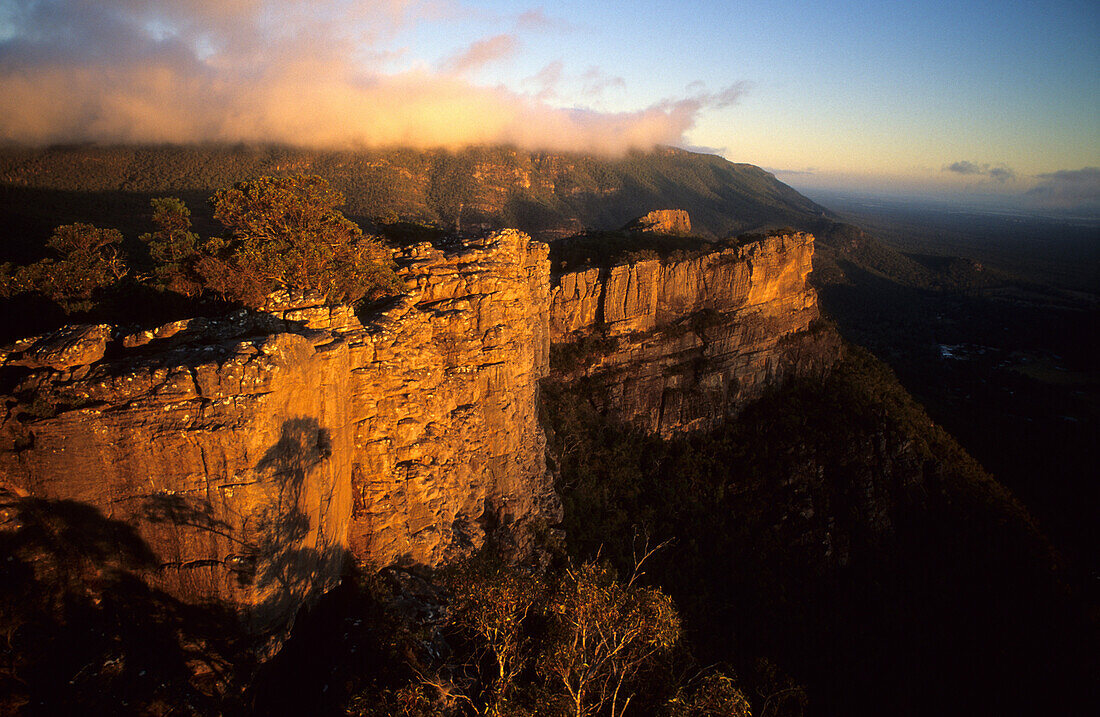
[391,0,1099,200]
[1,0,1097,207]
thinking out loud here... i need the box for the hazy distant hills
[0,144,832,252]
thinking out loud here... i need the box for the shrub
[140,197,203,297]
[446,560,545,712]
[539,561,681,717]
[431,556,687,717]
[667,671,752,717]
[0,223,128,313]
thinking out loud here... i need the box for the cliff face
[0,229,557,645]
[548,233,838,435]
[0,226,830,649]
[622,209,692,234]
[0,313,356,646]
[346,230,558,567]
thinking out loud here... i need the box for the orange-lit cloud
[526,61,564,101]
[0,1,745,154]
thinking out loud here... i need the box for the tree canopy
[195,175,401,307]
[1,175,402,316]
[0,223,128,313]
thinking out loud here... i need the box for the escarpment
[547,232,840,435]
[345,230,558,567]
[0,229,557,647]
[0,313,356,651]
[0,223,834,650]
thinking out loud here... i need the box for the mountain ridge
[0,144,833,246]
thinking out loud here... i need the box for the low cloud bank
[1024,167,1100,213]
[944,160,1016,182]
[0,1,744,154]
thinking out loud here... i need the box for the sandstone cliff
[622,209,692,235]
[0,225,832,652]
[548,232,838,435]
[0,229,558,647]
[1,313,355,648]
[345,230,558,567]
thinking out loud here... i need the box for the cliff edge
[0,222,834,651]
[548,231,839,435]
[0,229,558,649]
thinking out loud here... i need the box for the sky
[0,0,1097,210]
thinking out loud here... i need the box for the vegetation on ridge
[0,145,832,246]
[0,174,401,321]
[0,223,129,313]
[540,343,1092,716]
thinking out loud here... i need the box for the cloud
[526,60,564,101]
[1024,167,1100,212]
[515,8,572,32]
[441,33,518,75]
[946,161,983,175]
[581,67,626,98]
[767,167,817,176]
[944,160,1016,182]
[0,0,744,155]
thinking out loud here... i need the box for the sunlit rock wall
[0,228,827,647]
[0,229,558,647]
[346,229,559,567]
[548,233,838,435]
[0,313,355,647]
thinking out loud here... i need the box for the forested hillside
[0,144,830,261]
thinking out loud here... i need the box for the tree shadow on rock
[0,417,351,715]
[250,418,348,642]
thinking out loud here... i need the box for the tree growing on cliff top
[194,175,401,308]
[0,223,128,313]
[1,176,402,319]
[140,197,204,297]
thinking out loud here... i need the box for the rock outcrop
[1,311,356,649]
[0,225,831,649]
[0,229,558,648]
[622,209,692,235]
[346,230,559,567]
[548,232,839,435]
[1,323,112,370]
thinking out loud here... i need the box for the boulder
[4,324,112,370]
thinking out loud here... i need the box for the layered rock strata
[0,229,557,644]
[0,226,830,646]
[548,232,837,435]
[346,230,558,567]
[0,312,355,647]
